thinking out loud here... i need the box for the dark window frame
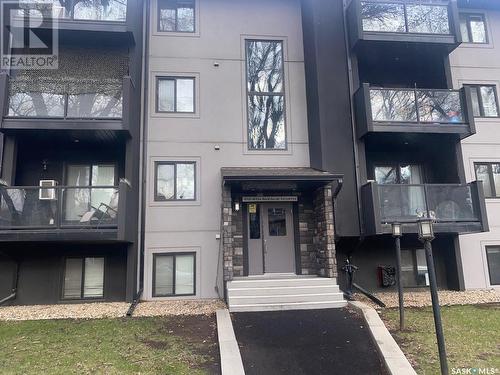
[152,252,196,297]
[465,84,500,118]
[460,13,488,44]
[245,39,287,151]
[61,256,106,301]
[401,248,429,288]
[373,163,425,184]
[474,162,500,198]
[155,76,196,114]
[485,246,500,285]
[157,0,196,33]
[154,161,197,202]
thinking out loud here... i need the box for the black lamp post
[392,222,404,331]
[418,218,448,375]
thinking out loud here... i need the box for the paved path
[232,308,387,375]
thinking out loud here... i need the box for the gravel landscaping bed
[133,299,226,317]
[355,289,500,309]
[0,299,226,321]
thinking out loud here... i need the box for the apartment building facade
[452,1,500,290]
[0,0,143,305]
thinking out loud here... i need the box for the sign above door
[242,196,298,203]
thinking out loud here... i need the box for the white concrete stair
[227,275,346,312]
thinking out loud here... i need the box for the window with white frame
[153,252,195,296]
[158,0,195,32]
[246,40,286,150]
[154,161,196,201]
[63,257,105,299]
[156,77,195,113]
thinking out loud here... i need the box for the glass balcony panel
[73,0,127,22]
[378,185,426,222]
[361,2,406,33]
[406,5,450,34]
[416,91,464,123]
[67,92,123,118]
[370,89,418,122]
[425,185,478,221]
[8,92,65,117]
[0,188,58,228]
[62,187,118,226]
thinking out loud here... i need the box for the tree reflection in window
[246,40,286,150]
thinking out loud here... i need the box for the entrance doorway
[247,202,296,275]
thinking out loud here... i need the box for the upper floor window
[465,85,499,118]
[155,161,196,201]
[374,164,423,185]
[460,13,487,43]
[158,0,195,32]
[156,77,195,113]
[474,163,500,198]
[246,40,286,150]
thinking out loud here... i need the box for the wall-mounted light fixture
[234,201,240,212]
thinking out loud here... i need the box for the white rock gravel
[355,289,500,309]
[0,299,226,321]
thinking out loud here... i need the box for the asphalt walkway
[232,308,387,375]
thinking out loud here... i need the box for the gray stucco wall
[143,0,311,299]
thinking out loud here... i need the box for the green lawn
[381,304,500,375]
[0,315,220,375]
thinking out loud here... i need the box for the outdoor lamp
[418,218,434,241]
[392,222,402,238]
[234,201,240,212]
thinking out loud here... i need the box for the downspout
[0,252,19,306]
[128,0,149,317]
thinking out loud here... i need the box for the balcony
[8,0,137,44]
[0,73,136,134]
[361,181,489,235]
[347,0,461,51]
[0,180,131,242]
[354,84,475,138]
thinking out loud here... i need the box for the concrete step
[228,292,345,305]
[227,284,340,296]
[228,277,337,289]
[229,300,347,312]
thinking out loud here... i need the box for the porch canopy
[221,167,343,191]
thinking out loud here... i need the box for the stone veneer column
[222,184,234,281]
[313,184,337,278]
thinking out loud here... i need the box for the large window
[401,249,429,288]
[474,163,500,198]
[154,161,196,201]
[460,13,487,44]
[465,85,499,118]
[158,0,195,32]
[63,257,105,299]
[486,246,500,285]
[374,164,423,185]
[153,253,195,296]
[156,77,195,113]
[246,40,286,150]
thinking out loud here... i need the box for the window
[374,164,423,185]
[158,0,195,32]
[156,77,195,113]
[246,40,286,150]
[465,85,499,118]
[63,257,105,299]
[460,13,487,44]
[474,163,500,198]
[155,161,196,201]
[485,246,500,285]
[268,208,287,236]
[153,253,195,296]
[401,249,429,287]
[248,204,261,239]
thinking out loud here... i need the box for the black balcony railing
[18,0,127,22]
[360,1,451,35]
[0,185,119,230]
[7,86,123,119]
[361,181,488,234]
[369,87,465,125]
